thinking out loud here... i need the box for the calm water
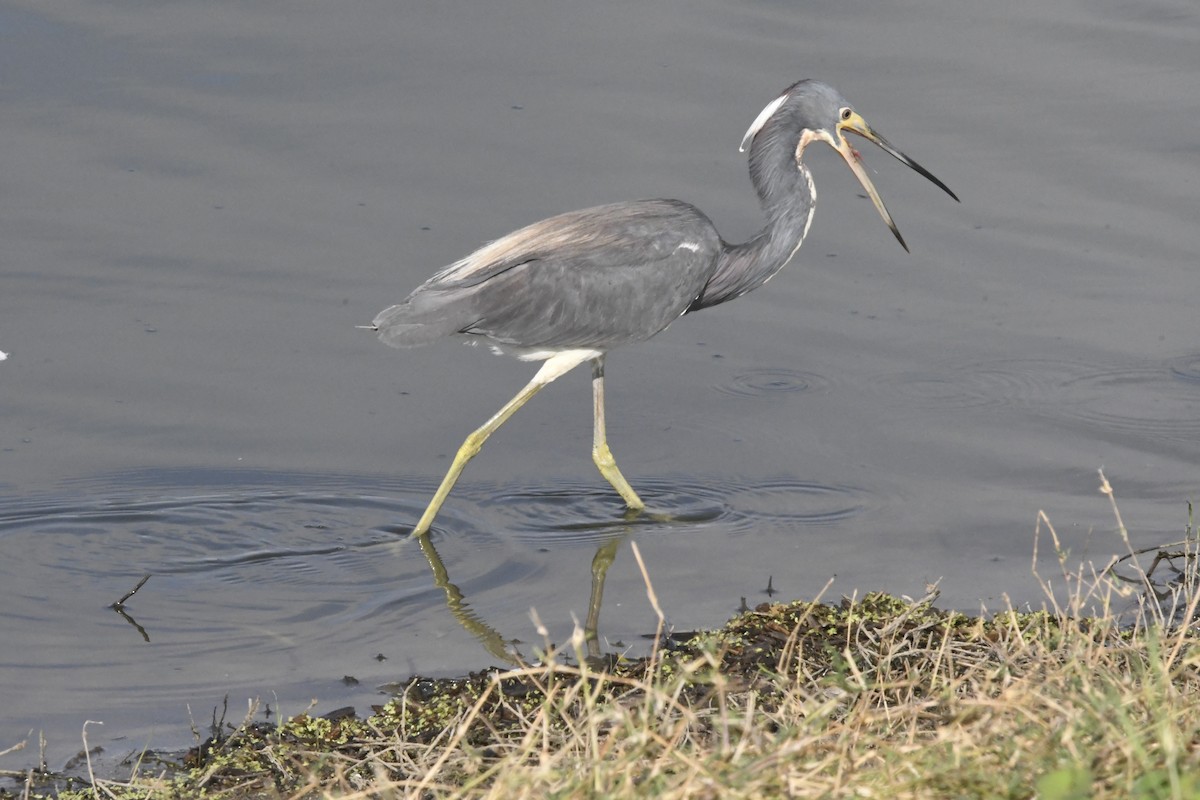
[2,0,1199,772]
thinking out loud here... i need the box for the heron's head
[740,80,958,252]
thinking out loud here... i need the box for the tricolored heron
[369,79,958,537]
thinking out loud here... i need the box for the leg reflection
[412,530,631,667]
[585,534,626,663]
[415,532,517,665]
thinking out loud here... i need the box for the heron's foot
[592,443,645,511]
[410,505,441,538]
[621,507,689,525]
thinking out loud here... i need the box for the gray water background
[2,0,1198,771]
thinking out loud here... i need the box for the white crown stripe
[739,92,790,153]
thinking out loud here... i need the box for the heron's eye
[839,108,853,122]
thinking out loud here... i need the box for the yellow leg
[591,357,645,511]
[411,349,596,537]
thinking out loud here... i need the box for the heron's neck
[688,137,816,312]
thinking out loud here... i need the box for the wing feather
[374,199,720,351]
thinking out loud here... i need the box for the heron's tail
[370,297,470,349]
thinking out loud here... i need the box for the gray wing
[373,199,721,351]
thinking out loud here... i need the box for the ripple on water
[878,355,1200,444]
[0,486,526,640]
[876,357,1096,410]
[469,475,873,548]
[713,367,833,398]
[1052,361,1200,441]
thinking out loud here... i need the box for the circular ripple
[879,355,1200,443]
[0,487,524,631]
[474,479,725,546]
[877,358,1098,411]
[1050,364,1200,441]
[469,475,872,547]
[722,478,868,530]
[714,368,833,398]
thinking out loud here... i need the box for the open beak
[834,111,959,252]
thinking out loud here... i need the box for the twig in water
[111,575,151,610]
